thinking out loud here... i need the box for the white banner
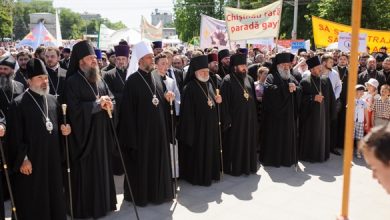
[224,0,282,41]
[98,24,116,50]
[200,14,231,50]
[141,16,163,41]
[338,32,367,53]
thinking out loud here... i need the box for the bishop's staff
[61,104,74,220]
[215,89,224,179]
[106,106,140,220]
[0,123,18,220]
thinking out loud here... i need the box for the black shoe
[331,149,341,156]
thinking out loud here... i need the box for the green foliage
[174,0,224,42]
[174,0,390,43]
[0,0,14,38]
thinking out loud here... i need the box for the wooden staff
[340,0,362,218]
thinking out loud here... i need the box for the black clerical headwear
[66,40,95,78]
[0,55,16,69]
[230,53,247,67]
[26,58,48,78]
[306,56,322,69]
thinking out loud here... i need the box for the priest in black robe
[217,49,231,78]
[299,56,336,162]
[6,58,70,220]
[0,55,25,123]
[44,47,67,104]
[177,55,222,186]
[208,53,223,90]
[119,41,174,206]
[102,44,130,175]
[260,53,301,167]
[14,51,31,88]
[65,40,117,218]
[103,44,130,115]
[220,53,259,176]
[0,55,24,219]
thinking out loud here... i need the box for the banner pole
[340,0,362,218]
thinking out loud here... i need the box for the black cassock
[220,73,259,176]
[65,72,117,218]
[119,69,173,206]
[177,79,220,186]
[0,80,24,219]
[103,67,127,112]
[103,67,127,175]
[46,66,67,104]
[299,75,336,162]
[260,72,301,167]
[7,91,66,220]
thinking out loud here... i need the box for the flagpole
[340,0,362,218]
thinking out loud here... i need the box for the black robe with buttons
[119,69,173,206]
[6,90,67,220]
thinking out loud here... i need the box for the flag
[55,9,63,45]
[200,14,231,50]
[141,16,163,41]
[224,0,283,41]
[17,22,60,50]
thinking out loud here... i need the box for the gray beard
[84,66,101,83]
[30,86,49,96]
[196,75,209,82]
[277,67,291,80]
[0,75,13,91]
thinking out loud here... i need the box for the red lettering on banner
[230,21,278,33]
[319,24,330,32]
[328,36,338,43]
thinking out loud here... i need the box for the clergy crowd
[0,39,389,220]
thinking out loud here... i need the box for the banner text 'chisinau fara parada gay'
[224,0,282,41]
[312,16,390,52]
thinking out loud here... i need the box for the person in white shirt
[322,53,343,155]
[354,85,368,158]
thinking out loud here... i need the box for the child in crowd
[363,78,380,133]
[354,85,368,158]
[372,84,390,127]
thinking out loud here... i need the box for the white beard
[30,85,50,96]
[196,75,209,82]
[277,66,291,80]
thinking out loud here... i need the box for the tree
[174,0,223,42]
[59,8,84,39]
[0,0,13,39]
[12,1,55,39]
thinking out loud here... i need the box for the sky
[53,0,174,29]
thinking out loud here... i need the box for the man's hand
[314,95,324,103]
[0,124,5,137]
[288,83,296,93]
[165,91,175,103]
[61,124,71,136]
[20,159,32,175]
[215,94,222,104]
[100,96,113,111]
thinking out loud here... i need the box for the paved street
[6,154,390,220]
